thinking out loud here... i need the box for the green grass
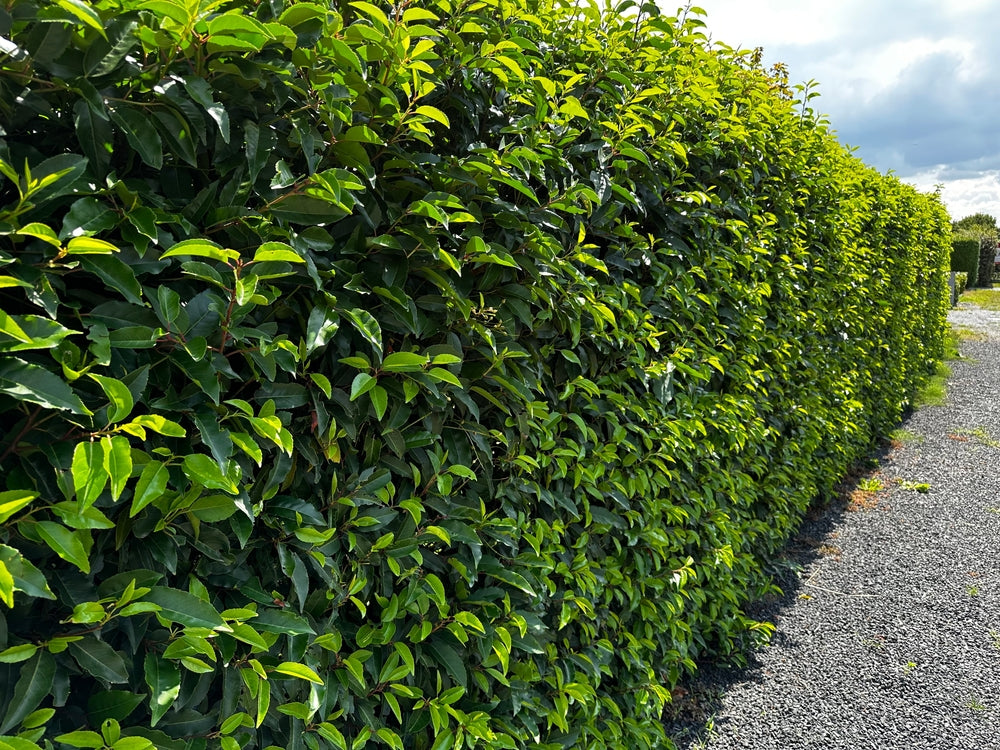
[914,360,950,407]
[889,428,923,444]
[960,287,1000,310]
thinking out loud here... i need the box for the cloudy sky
[683,0,1000,222]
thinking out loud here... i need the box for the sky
[679,0,1000,222]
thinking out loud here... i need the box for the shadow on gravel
[662,438,899,748]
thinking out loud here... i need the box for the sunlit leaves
[0,0,951,748]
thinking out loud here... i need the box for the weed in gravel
[889,428,923,445]
[965,695,989,713]
[858,477,884,492]
[952,426,1000,448]
[817,544,842,560]
[966,585,980,597]
[902,661,918,675]
[898,479,931,493]
[989,630,1000,650]
[953,325,987,342]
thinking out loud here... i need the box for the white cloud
[673,0,1000,221]
[904,169,1000,222]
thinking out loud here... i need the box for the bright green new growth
[0,1,951,748]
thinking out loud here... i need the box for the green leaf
[0,491,37,524]
[349,373,376,401]
[309,373,332,398]
[342,308,382,356]
[0,358,91,415]
[128,414,186,437]
[20,707,54,730]
[15,223,61,248]
[144,586,225,629]
[273,662,323,684]
[381,352,428,372]
[0,645,38,664]
[109,105,163,170]
[304,305,340,355]
[161,239,239,263]
[50,501,114,530]
[78,256,144,305]
[255,679,270,727]
[35,522,91,573]
[252,242,304,263]
[182,454,239,494]
[88,690,145,723]
[131,460,168,517]
[427,368,462,387]
[0,311,29,343]
[89,374,134,422]
[369,385,388,420]
[0,277,33,290]
[143,654,180,727]
[69,602,106,623]
[415,105,450,128]
[229,623,268,651]
[66,236,118,255]
[73,99,112,179]
[53,731,104,749]
[0,314,78,352]
[54,0,107,37]
[102,435,133,501]
[0,545,54,601]
[72,441,110,508]
[67,638,129,683]
[253,608,315,636]
[0,651,55,733]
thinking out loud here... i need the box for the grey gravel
[666,303,1000,750]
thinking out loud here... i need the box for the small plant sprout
[858,477,883,492]
[898,480,930,493]
[965,695,988,713]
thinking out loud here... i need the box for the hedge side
[951,237,980,287]
[0,2,950,750]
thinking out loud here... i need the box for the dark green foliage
[952,238,981,286]
[0,1,950,749]
[952,214,997,288]
[953,212,998,234]
[978,236,996,289]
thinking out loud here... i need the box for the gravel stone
[666,305,1000,750]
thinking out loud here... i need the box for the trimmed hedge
[978,236,997,288]
[0,2,950,749]
[952,238,980,287]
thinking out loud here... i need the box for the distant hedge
[0,2,950,749]
[952,238,981,287]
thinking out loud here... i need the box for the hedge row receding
[951,238,980,287]
[0,1,950,749]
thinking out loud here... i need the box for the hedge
[951,237,980,287]
[0,2,950,749]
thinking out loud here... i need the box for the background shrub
[951,237,981,287]
[955,271,969,299]
[0,2,950,749]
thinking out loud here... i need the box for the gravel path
[666,302,1000,750]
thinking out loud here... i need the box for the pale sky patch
[675,0,1000,221]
